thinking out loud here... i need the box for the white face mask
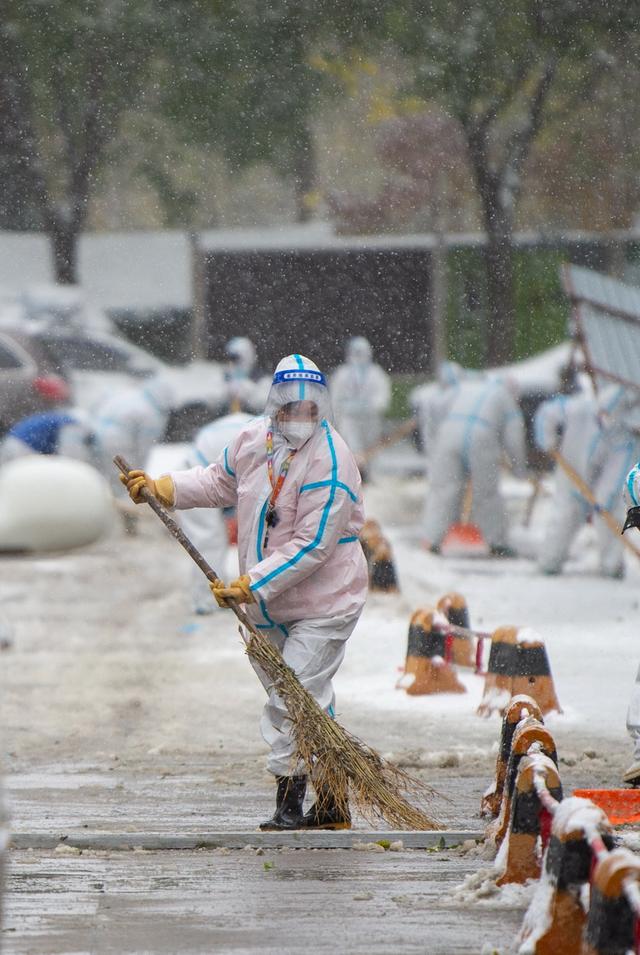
[280,420,316,448]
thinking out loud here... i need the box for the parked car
[0,329,72,436]
[24,326,228,442]
[0,283,116,334]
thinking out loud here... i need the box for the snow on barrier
[0,456,114,552]
[359,518,399,592]
[488,718,558,849]
[397,607,467,695]
[482,695,544,818]
[496,751,562,887]
[436,592,475,668]
[481,694,640,954]
[477,626,561,718]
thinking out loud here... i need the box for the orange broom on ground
[440,480,488,556]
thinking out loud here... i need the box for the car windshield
[34,333,139,373]
[0,340,24,370]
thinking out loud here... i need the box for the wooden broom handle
[551,449,640,560]
[113,455,263,638]
[359,417,417,465]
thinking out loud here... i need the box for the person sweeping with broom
[121,354,369,831]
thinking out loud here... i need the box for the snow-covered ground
[3,456,638,796]
[4,452,640,953]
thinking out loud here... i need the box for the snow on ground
[3,447,640,953]
[3,451,638,794]
[344,469,640,765]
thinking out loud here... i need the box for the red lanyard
[264,429,296,548]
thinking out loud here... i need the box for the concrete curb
[9,829,484,851]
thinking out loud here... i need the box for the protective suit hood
[225,336,257,374]
[346,336,372,364]
[264,355,332,440]
[437,361,463,388]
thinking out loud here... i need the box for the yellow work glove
[119,469,175,507]
[210,575,255,608]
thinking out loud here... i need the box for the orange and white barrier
[436,593,475,668]
[477,627,561,718]
[359,518,399,593]
[482,694,543,818]
[397,608,466,696]
[481,695,640,954]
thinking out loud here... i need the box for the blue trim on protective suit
[299,479,358,503]
[338,536,358,544]
[223,447,235,477]
[534,396,566,450]
[604,442,637,511]
[254,496,288,636]
[447,412,492,429]
[628,465,640,507]
[293,353,305,399]
[251,420,338,592]
[456,381,498,470]
[142,388,164,416]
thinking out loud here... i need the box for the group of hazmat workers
[411,360,640,574]
[11,325,640,802]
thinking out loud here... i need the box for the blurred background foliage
[0,0,638,363]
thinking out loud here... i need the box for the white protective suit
[410,362,464,470]
[166,354,369,776]
[330,336,391,458]
[622,458,640,773]
[177,412,253,614]
[95,376,174,494]
[223,337,270,413]
[537,385,640,577]
[422,376,527,550]
[0,409,98,467]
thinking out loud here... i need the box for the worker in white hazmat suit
[617,453,640,785]
[121,354,368,831]
[223,336,269,413]
[0,409,98,467]
[177,411,253,615]
[330,336,391,471]
[410,362,464,470]
[538,384,640,577]
[422,376,527,555]
[534,389,600,575]
[94,375,174,494]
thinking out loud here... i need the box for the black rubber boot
[301,787,351,830]
[259,776,307,831]
[489,544,517,559]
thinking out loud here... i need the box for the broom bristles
[245,632,442,831]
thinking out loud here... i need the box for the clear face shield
[264,361,333,447]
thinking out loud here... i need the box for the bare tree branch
[497,56,558,187]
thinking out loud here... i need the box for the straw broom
[114,455,441,830]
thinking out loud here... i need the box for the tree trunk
[292,124,315,224]
[484,225,516,366]
[50,219,78,284]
